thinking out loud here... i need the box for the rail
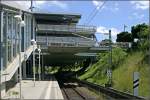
[75,79,145,100]
[37,24,96,34]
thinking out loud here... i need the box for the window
[7,14,12,62]
[12,14,17,57]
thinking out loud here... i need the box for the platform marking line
[44,81,52,99]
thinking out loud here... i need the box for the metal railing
[38,41,96,48]
[36,36,96,47]
[37,24,96,34]
[36,36,111,49]
[37,36,95,43]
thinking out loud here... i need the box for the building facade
[0,4,36,98]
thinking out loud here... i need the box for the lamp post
[108,30,112,86]
[31,39,36,86]
[38,46,41,81]
[103,30,112,87]
[14,11,25,99]
[124,24,127,32]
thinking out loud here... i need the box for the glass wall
[3,12,7,68]
[12,14,17,57]
[4,12,19,65]
[0,10,2,71]
[1,7,34,68]
[24,13,32,51]
[7,14,12,63]
[2,10,20,67]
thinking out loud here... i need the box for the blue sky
[2,0,149,42]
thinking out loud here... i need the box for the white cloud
[1,1,31,11]
[92,0,104,10]
[50,1,68,9]
[109,2,119,12]
[35,1,46,6]
[92,0,103,6]
[97,26,120,36]
[130,1,149,10]
[115,2,119,6]
[133,12,145,19]
[129,12,145,20]
[114,7,119,11]
[92,1,119,12]
[33,1,68,12]
[1,1,68,11]
[97,26,109,34]
[96,26,120,42]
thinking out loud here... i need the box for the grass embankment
[79,47,150,97]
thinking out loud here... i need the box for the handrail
[36,36,96,47]
[36,36,95,42]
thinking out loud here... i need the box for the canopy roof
[34,12,81,25]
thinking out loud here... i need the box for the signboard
[133,72,139,96]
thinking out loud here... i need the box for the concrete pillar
[26,56,32,78]
[22,61,26,79]
[43,66,45,80]
[41,54,44,80]
[14,69,19,83]
[0,83,6,98]
[0,9,6,99]
[26,60,30,77]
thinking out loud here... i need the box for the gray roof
[34,12,81,25]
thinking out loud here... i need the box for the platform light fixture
[14,10,25,99]
[31,39,36,86]
[38,46,41,81]
[14,15,22,20]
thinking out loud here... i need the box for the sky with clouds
[1,0,149,42]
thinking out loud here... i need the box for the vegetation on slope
[79,23,150,97]
[113,51,150,97]
[79,48,150,97]
[79,47,127,85]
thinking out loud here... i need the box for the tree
[116,32,132,42]
[131,23,148,39]
[131,23,149,50]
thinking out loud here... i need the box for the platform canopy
[37,46,109,66]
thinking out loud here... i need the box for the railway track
[58,79,99,100]
[57,77,145,100]
[75,79,145,100]
[61,83,85,100]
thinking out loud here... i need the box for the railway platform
[3,76,63,99]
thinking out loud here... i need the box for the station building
[0,3,108,99]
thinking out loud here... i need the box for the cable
[71,33,94,41]
[86,1,106,25]
[84,4,98,25]
[87,1,106,25]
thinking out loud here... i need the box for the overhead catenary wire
[84,4,99,25]
[85,1,106,25]
[71,32,94,41]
